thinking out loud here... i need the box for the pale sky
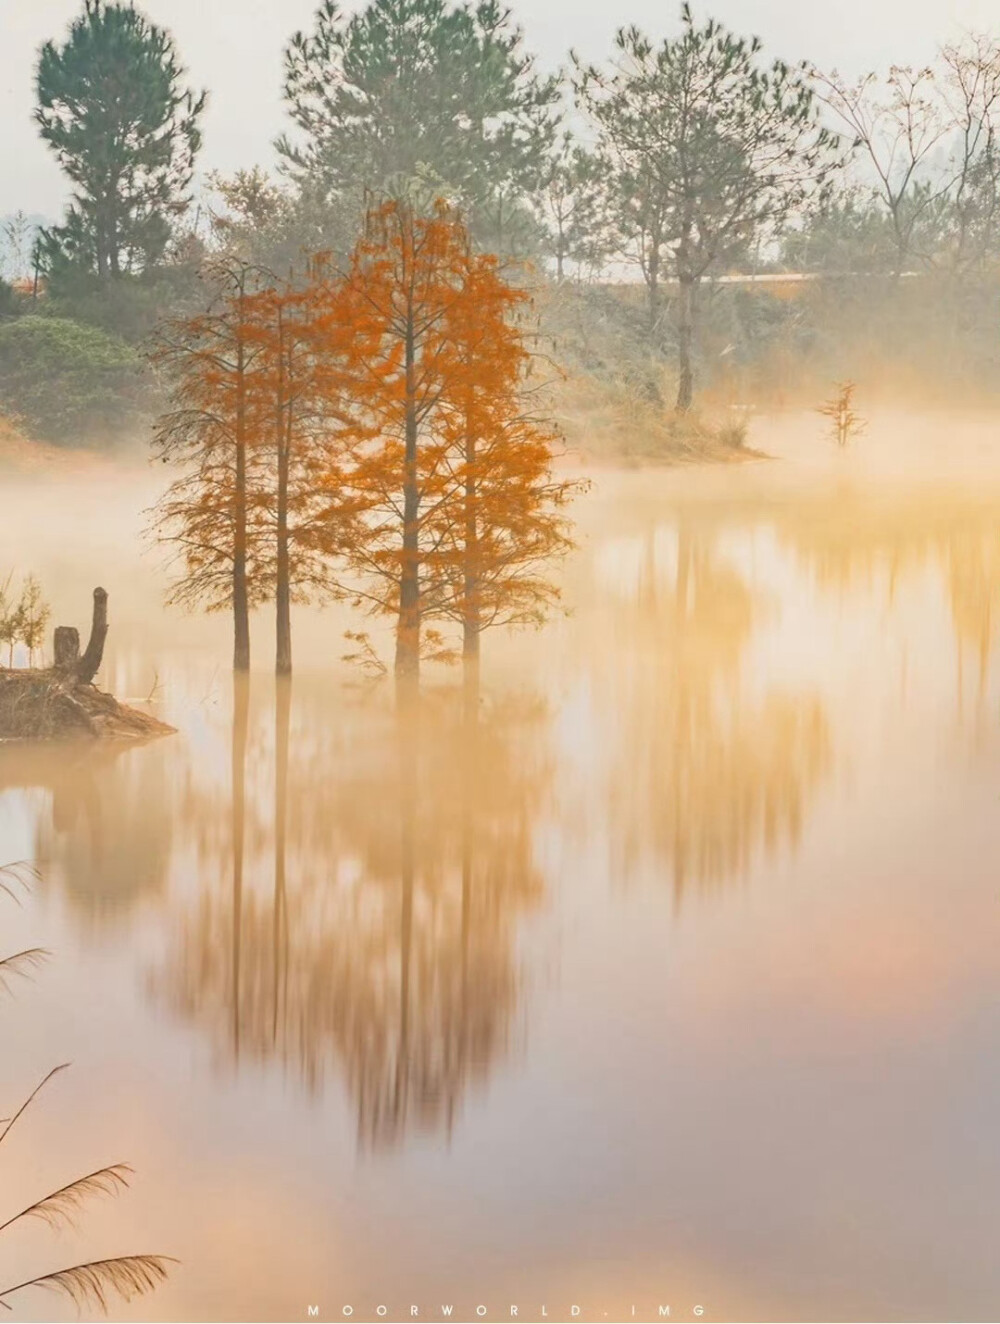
[2,0,997,220]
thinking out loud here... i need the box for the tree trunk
[233,332,251,672]
[647,242,661,344]
[95,201,108,281]
[275,456,291,675]
[676,276,697,413]
[77,587,108,684]
[462,415,480,718]
[53,627,80,672]
[463,631,481,722]
[890,207,907,282]
[231,671,250,1058]
[395,314,421,694]
[275,322,292,677]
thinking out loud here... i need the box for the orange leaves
[152,198,581,680]
[331,200,480,677]
[151,255,365,671]
[150,259,275,625]
[330,198,580,672]
[423,222,580,645]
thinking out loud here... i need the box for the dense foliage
[34,0,205,280]
[0,316,145,444]
[278,0,560,251]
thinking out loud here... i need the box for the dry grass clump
[664,409,750,453]
[556,370,752,462]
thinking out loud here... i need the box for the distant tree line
[4,0,1000,443]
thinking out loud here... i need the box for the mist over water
[3,413,1000,1321]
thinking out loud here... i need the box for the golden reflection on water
[589,526,830,899]
[0,742,172,922]
[4,444,1000,1321]
[154,681,548,1147]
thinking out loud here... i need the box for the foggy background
[4,0,999,220]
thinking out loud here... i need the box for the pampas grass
[0,947,50,995]
[0,1164,133,1236]
[0,1255,176,1313]
[0,861,39,905]
[0,866,175,1313]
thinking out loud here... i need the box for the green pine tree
[277,0,560,251]
[34,0,206,280]
[575,4,839,410]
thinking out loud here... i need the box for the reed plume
[0,1255,176,1312]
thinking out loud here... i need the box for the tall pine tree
[35,0,206,280]
[575,5,837,410]
[278,0,559,252]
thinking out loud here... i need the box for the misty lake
[2,412,1000,1322]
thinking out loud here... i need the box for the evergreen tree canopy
[35,0,206,279]
[576,6,835,283]
[575,3,838,408]
[277,0,560,247]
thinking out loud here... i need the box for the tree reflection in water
[946,529,1000,706]
[577,485,1000,903]
[0,743,171,924]
[776,487,1000,710]
[588,525,830,901]
[157,678,549,1149]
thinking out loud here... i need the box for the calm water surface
[2,416,1000,1322]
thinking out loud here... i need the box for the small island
[0,587,173,741]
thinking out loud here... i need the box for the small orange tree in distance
[151,258,272,671]
[818,381,866,447]
[430,243,581,703]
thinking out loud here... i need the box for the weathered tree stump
[53,626,80,672]
[77,586,108,684]
[0,587,173,742]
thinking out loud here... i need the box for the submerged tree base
[0,669,174,742]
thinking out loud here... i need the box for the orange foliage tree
[333,199,467,691]
[150,258,271,671]
[335,198,579,697]
[152,258,363,674]
[153,198,580,691]
[430,242,580,701]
